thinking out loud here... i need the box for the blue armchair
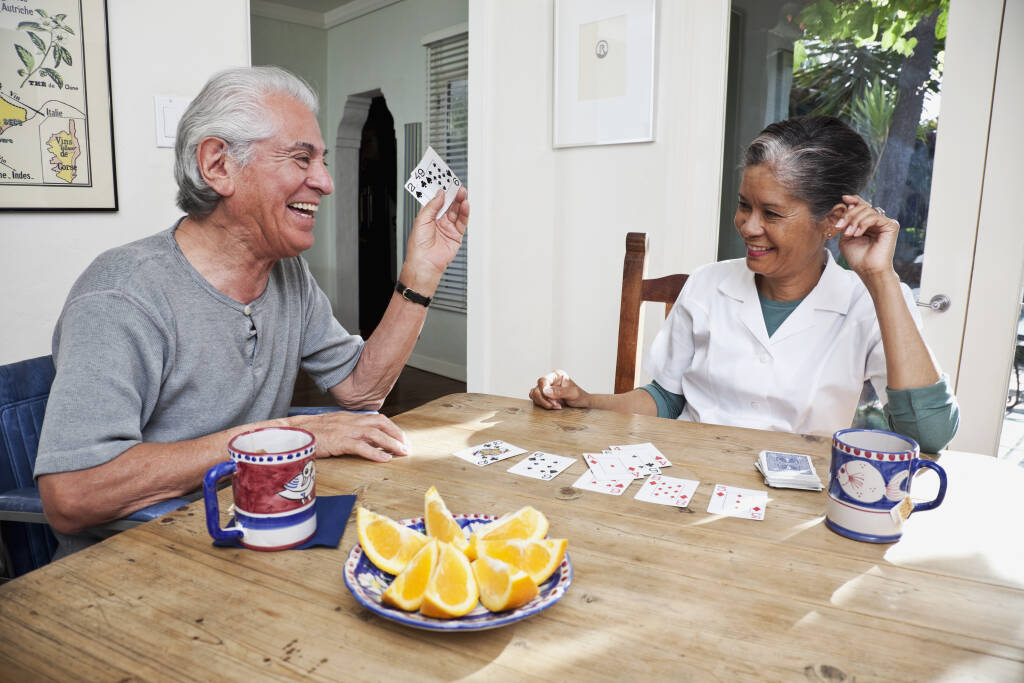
[0,355,191,578]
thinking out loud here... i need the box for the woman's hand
[836,194,900,282]
[529,370,590,410]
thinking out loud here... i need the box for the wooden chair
[614,233,689,394]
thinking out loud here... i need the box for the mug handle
[203,461,244,543]
[908,459,948,514]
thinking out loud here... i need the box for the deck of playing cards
[755,450,823,491]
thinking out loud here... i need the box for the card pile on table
[754,450,823,491]
[571,443,699,509]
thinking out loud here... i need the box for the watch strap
[395,281,431,307]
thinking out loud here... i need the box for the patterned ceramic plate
[343,513,573,631]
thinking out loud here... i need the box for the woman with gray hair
[530,116,958,452]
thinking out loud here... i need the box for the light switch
[154,96,191,148]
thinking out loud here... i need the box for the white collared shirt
[643,251,921,437]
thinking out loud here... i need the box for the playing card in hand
[453,440,527,467]
[707,484,767,520]
[634,475,699,508]
[507,451,576,481]
[404,146,462,219]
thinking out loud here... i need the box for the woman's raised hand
[529,370,590,410]
[835,194,901,281]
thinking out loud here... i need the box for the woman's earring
[825,231,834,239]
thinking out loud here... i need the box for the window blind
[425,31,468,313]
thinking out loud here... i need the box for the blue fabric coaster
[212,494,357,550]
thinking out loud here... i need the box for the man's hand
[402,187,470,294]
[292,411,411,462]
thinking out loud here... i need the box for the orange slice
[466,506,549,560]
[475,538,568,585]
[356,506,430,575]
[472,556,539,612]
[424,486,469,554]
[420,541,479,618]
[382,539,439,611]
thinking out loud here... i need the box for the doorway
[357,96,397,338]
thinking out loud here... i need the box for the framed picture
[0,0,117,210]
[553,0,656,148]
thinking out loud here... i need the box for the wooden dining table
[1,393,1022,681]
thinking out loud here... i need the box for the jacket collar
[718,251,855,346]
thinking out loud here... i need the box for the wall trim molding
[251,0,402,30]
[407,352,467,382]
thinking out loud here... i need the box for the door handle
[916,294,950,312]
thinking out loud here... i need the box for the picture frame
[553,0,656,148]
[0,0,118,210]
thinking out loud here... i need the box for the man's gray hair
[174,66,319,218]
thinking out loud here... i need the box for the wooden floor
[290,366,466,417]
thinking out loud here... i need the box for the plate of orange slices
[343,488,572,631]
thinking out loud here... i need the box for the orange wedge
[472,556,539,612]
[466,506,549,560]
[382,539,439,611]
[420,541,479,618]
[356,506,430,575]
[475,538,568,585]
[424,486,469,554]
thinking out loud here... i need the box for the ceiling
[264,0,355,13]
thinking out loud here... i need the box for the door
[918,0,1022,454]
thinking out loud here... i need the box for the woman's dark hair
[743,116,872,219]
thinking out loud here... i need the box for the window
[425,30,468,313]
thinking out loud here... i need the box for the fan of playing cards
[755,450,824,490]
[405,146,463,219]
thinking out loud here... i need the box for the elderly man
[34,66,469,556]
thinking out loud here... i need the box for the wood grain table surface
[1,393,1022,682]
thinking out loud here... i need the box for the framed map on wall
[0,0,117,210]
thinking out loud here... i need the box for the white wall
[0,0,251,365]
[250,16,331,299]
[468,0,731,398]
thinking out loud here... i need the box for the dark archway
[357,96,397,338]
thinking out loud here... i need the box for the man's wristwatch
[395,281,431,307]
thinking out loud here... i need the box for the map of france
[1,1,89,186]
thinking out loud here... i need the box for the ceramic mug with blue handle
[203,427,317,550]
[826,428,947,543]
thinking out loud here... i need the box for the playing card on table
[507,451,576,481]
[633,475,699,508]
[453,440,527,467]
[609,443,672,476]
[583,452,632,481]
[404,146,462,219]
[706,484,767,520]
[571,470,632,496]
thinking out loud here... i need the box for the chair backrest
[0,355,58,577]
[614,233,689,394]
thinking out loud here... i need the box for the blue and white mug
[825,428,947,543]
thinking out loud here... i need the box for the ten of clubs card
[507,451,576,481]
